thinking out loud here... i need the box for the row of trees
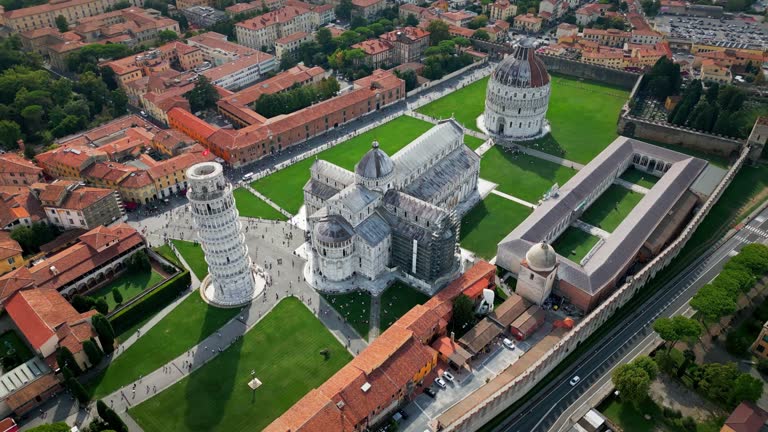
[423,38,475,80]
[667,80,754,137]
[254,77,340,118]
[10,222,60,254]
[690,243,768,324]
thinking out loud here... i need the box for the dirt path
[650,375,725,421]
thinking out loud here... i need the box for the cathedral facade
[304,120,480,290]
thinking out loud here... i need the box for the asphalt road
[489,206,768,432]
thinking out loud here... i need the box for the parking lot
[654,15,768,46]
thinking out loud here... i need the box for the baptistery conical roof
[491,38,550,88]
[355,141,394,179]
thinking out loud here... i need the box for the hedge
[109,270,191,335]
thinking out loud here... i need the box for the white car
[569,376,581,386]
[442,371,455,382]
[434,377,447,388]
[140,110,148,117]
[503,338,516,350]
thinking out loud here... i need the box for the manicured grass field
[232,187,287,220]
[380,282,430,332]
[619,167,659,189]
[480,147,577,203]
[129,298,352,432]
[599,396,722,432]
[0,330,34,366]
[321,290,372,340]
[551,227,600,264]
[87,291,238,399]
[580,185,644,233]
[417,74,630,164]
[460,194,532,259]
[90,270,165,312]
[171,240,208,280]
[464,135,486,150]
[153,244,181,267]
[417,77,488,132]
[251,116,433,214]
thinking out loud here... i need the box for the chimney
[450,331,455,342]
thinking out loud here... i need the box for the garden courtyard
[89,269,165,312]
[129,298,351,432]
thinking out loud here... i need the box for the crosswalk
[734,224,768,242]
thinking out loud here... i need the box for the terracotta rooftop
[275,31,310,45]
[352,0,384,7]
[352,39,394,56]
[724,402,768,432]
[0,154,42,176]
[0,232,22,263]
[236,5,311,31]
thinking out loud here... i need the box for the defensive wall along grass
[129,298,352,432]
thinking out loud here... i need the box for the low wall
[538,55,640,90]
[439,145,750,431]
[406,58,488,98]
[619,115,744,158]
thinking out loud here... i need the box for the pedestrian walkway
[573,220,610,239]
[614,178,650,194]
[491,189,537,209]
[243,184,293,218]
[513,143,585,170]
[475,139,494,156]
[369,295,381,341]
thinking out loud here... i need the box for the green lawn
[551,227,600,264]
[417,74,629,164]
[599,396,723,432]
[251,116,433,214]
[464,135,486,150]
[90,270,165,312]
[171,240,208,280]
[232,188,287,220]
[129,298,351,432]
[0,330,34,366]
[480,147,577,203]
[460,194,532,259]
[620,167,659,189]
[580,185,644,233]
[380,282,430,332]
[417,77,488,132]
[153,244,181,267]
[321,290,372,340]
[87,291,238,399]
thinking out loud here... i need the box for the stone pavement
[490,189,537,209]
[614,178,650,194]
[572,219,610,239]
[369,295,381,341]
[242,184,292,219]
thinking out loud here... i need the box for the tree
[83,338,104,366]
[316,27,335,53]
[451,294,476,338]
[157,29,178,42]
[94,298,109,314]
[473,29,490,40]
[112,289,123,306]
[92,314,116,354]
[0,120,21,150]
[646,56,681,100]
[184,76,219,113]
[55,15,69,32]
[677,349,696,378]
[730,373,764,406]
[66,377,90,404]
[405,13,419,26]
[335,0,352,20]
[690,283,738,324]
[56,346,82,375]
[128,249,150,271]
[110,89,128,116]
[612,361,652,405]
[427,20,450,45]
[10,221,58,254]
[27,423,72,432]
[97,400,129,432]
[72,295,96,313]
[394,69,418,91]
[652,316,701,351]
[633,355,659,380]
[467,15,488,29]
[731,243,768,276]
[20,104,44,134]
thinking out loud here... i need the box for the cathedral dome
[526,242,557,272]
[314,216,354,245]
[491,38,549,89]
[355,141,394,179]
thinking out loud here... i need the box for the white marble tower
[187,162,257,307]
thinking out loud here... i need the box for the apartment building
[32,180,125,230]
[352,39,394,68]
[186,31,257,65]
[175,0,213,11]
[274,31,311,60]
[73,7,179,45]
[583,28,631,48]
[351,0,387,19]
[513,13,543,33]
[700,59,732,84]
[182,5,227,27]
[489,0,516,21]
[379,26,430,64]
[0,154,43,186]
[235,4,316,50]
[0,0,144,32]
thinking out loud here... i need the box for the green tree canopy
[652,316,701,351]
[427,20,451,45]
[184,75,219,113]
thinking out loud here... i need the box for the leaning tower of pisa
[186,162,257,307]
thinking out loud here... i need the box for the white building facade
[484,38,551,140]
[187,162,257,307]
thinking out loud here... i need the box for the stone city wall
[538,55,640,90]
[618,115,744,158]
[440,145,750,432]
[406,58,489,98]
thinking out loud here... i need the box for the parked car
[423,387,437,398]
[503,338,516,350]
[442,371,455,382]
[569,376,581,386]
[397,409,409,419]
[434,377,447,388]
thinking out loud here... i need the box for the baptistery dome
[483,38,551,140]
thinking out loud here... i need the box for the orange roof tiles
[5,289,88,349]
[0,154,42,176]
[236,5,311,31]
[352,39,393,56]
[0,232,22,262]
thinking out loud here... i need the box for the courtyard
[321,290,372,340]
[460,195,533,260]
[580,185,644,233]
[232,187,287,221]
[620,167,659,189]
[380,282,430,332]
[129,298,351,432]
[89,269,165,312]
[551,227,600,264]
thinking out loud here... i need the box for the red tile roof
[352,39,394,56]
[725,402,768,432]
[0,154,42,176]
[4,289,93,350]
